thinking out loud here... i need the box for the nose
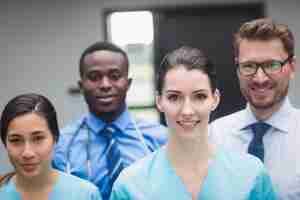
[180,98,195,116]
[252,67,269,83]
[21,142,35,160]
[99,76,112,91]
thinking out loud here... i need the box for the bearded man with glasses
[210,18,299,200]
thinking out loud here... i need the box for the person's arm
[248,167,279,200]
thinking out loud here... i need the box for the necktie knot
[102,125,117,140]
[251,122,271,138]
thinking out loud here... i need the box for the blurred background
[1,0,299,173]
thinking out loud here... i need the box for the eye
[86,71,100,82]
[32,135,45,143]
[167,94,180,102]
[240,62,257,69]
[8,137,23,145]
[268,60,282,70]
[194,93,207,101]
[109,71,122,81]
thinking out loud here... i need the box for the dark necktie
[101,125,126,199]
[248,122,271,162]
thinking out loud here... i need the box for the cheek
[116,81,129,93]
[42,141,55,157]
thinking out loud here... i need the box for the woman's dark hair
[156,46,217,95]
[0,93,59,146]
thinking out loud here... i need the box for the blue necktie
[101,125,125,200]
[248,122,271,162]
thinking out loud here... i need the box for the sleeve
[52,123,78,171]
[248,166,279,200]
[52,132,69,171]
[141,121,168,151]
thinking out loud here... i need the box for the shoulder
[214,150,276,199]
[135,118,167,134]
[209,110,246,143]
[60,116,86,135]
[55,116,86,147]
[216,149,269,187]
[134,118,168,146]
[0,174,16,197]
[211,109,246,128]
[55,171,101,199]
[220,150,264,173]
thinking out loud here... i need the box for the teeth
[178,121,198,127]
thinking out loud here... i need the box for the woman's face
[6,113,55,179]
[156,65,219,139]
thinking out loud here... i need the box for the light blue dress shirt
[0,170,102,200]
[52,108,167,200]
[210,97,300,200]
[110,147,277,200]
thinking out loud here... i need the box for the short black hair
[0,93,59,146]
[156,46,217,95]
[79,41,129,78]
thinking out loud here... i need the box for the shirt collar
[267,97,293,133]
[238,97,293,134]
[84,107,132,134]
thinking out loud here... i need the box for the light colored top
[53,108,167,199]
[0,170,102,200]
[210,97,300,200]
[110,147,277,200]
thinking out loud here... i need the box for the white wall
[1,0,299,173]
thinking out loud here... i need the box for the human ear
[78,80,83,93]
[211,89,221,111]
[155,95,164,113]
[289,56,296,79]
[127,78,132,90]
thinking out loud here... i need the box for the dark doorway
[153,4,264,123]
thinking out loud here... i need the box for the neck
[250,99,284,121]
[166,127,215,169]
[93,103,126,123]
[15,169,58,192]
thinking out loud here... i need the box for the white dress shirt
[210,97,300,200]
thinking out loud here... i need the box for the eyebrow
[165,89,208,93]
[7,130,45,138]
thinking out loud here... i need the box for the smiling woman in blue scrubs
[0,94,101,200]
[109,46,278,200]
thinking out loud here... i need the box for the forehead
[163,65,211,91]
[83,50,127,73]
[238,39,288,62]
[7,113,49,137]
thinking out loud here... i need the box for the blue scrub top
[0,170,102,200]
[110,147,278,200]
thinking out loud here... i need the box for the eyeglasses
[237,55,293,76]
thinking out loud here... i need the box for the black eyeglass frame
[237,54,293,76]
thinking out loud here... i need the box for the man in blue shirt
[210,18,299,200]
[52,41,167,200]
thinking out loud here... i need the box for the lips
[250,85,273,96]
[95,95,117,104]
[21,163,38,172]
[177,120,200,128]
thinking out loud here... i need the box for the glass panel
[107,11,159,122]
